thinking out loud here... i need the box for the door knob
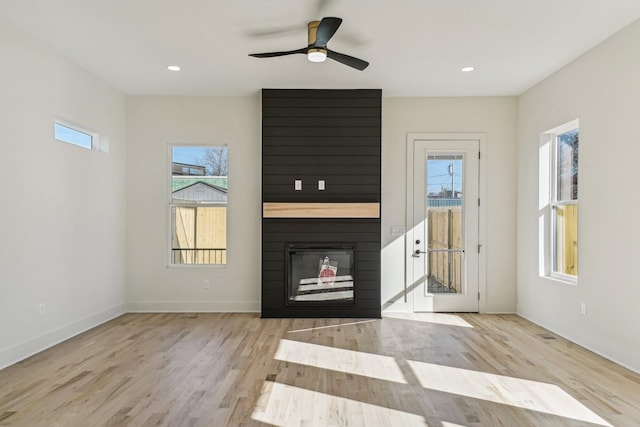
[412,249,427,258]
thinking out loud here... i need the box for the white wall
[0,17,127,369]
[382,97,518,313]
[126,97,261,312]
[125,96,518,315]
[517,20,640,372]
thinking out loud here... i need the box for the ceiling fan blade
[327,49,369,70]
[249,48,307,58]
[246,25,304,39]
[314,17,342,47]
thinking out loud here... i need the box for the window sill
[543,273,577,286]
[167,264,227,269]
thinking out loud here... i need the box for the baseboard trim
[0,304,126,370]
[126,301,261,313]
[517,306,640,375]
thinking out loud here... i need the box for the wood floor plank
[1,313,639,426]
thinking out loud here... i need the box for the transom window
[54,120,95,150]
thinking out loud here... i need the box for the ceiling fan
[248,17,369,71]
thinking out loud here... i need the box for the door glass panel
[426,154,464,294]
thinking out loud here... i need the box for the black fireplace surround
[261,89,382,318]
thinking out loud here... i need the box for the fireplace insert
[285,243,356,305]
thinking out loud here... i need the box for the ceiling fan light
[307,48,327,63]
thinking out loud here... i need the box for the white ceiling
[1,0,640,97]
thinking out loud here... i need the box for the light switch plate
[318,180,325,191]
[294,179,302,191]
[390,226,406,236]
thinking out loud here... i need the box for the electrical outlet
[318,180,325,191]
[39,303,45,317]
[204,280,210,289]
[581,302,587,315]
[294,179,302,191]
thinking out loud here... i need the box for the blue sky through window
[427,157,462,195]
[172,146,208,165]
[54,123,92,149]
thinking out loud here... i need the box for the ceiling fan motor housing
[308,21,320,46]
[307,21,328,61]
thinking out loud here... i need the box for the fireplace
[261,88,381,318]
[286,243,356,305]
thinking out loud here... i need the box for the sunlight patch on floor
[252,381,429,427]
[287,319,377,334]
[441,422,469,427]
[407,360,611,426]
[275,339,407,384]
[383,312,474,328]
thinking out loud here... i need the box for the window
[54,121,94,150]
[540,120,578,281]
[170,146,228,265]
[553,128,579,276]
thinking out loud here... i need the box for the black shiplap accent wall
[263,89,381,203]
[261,89,381,318]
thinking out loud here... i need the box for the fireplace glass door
[286,244,356,305]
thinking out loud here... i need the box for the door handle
[412,249,427,258]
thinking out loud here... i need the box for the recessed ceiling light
[461,66,475,72]
[167,65,181,71]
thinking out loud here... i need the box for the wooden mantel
[263,202,380,219]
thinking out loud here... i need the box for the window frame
[541,119,579,284]
[167,144,228,268]
[54,118,102,151]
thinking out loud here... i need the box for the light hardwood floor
[1,313,639,426]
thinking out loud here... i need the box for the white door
[409,138,480,312]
